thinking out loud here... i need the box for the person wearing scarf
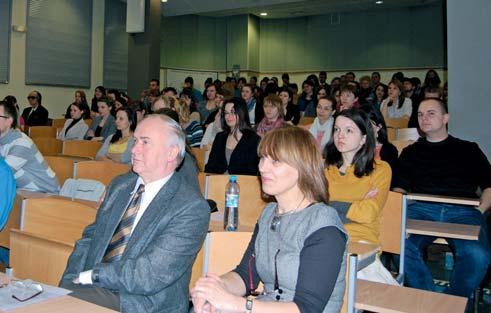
[256,94,286,138]
[309,95,336,153]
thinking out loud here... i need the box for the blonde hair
[174,98,191,124]
[258,126,329,203]
[263,94,284,118]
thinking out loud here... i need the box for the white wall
[0,0,105,118]
[447,0,491,158]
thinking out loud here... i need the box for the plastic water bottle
[224,175,240,231]
[444,252,454,270]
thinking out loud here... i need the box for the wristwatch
[245,295,254,313]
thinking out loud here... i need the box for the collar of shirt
[131,173,174,232]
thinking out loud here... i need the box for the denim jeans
[404,201,490,298]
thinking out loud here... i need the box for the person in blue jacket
[0,157,16,265]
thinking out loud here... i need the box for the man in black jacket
[21,90,49,126]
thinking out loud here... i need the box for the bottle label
[225,194,239,208]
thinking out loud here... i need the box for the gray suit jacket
[60,171,210,313]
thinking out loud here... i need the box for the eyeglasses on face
[27,96,36,100]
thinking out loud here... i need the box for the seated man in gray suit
[60,114,210,312]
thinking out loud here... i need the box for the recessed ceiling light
[260,12,268,16]
[161,0,167,3]
[375,0,383,4]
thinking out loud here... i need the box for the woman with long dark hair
[65,90,91,119]
[95,107,136,164]
[380,80,412,119]
[205,97,260,175]
[278,86,300,125]
[324,108,396,284]
[360,104,398,172]
[90,86,106,118]
[58,102,89,141]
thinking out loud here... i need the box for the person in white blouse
[380,80,412,120]
[57,103,89,141]
[309,95,336,154]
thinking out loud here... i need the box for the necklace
[270,196,305,232]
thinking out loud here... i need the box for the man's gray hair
[145,114,186,164]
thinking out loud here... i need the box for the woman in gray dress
[192,126,347,313]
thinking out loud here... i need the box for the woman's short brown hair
[263,94,284,118]
[258,126,329,203]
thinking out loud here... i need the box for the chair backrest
[191,147,206,172]
[198,172,206,195]
[75,160,131,186]
[31,137,63,156]
[396,128,420,141]
[203,231,253,275]
[298,116,315,126]
[51,118,66,128]
[44,156,76,185]
[62,140,102,159]
[379,191,403,254]
[28,126,57,138]
[391,139,416,156]
[385,117,409,129]
[21,197,97,243]
[206,175,266,227]
[0,193,22,248]
[387,128,397,142]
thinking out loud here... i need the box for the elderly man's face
[131,117,179,183]
[27,91,39,107]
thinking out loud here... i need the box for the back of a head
[259,126,329,203]
[185,76,194,86]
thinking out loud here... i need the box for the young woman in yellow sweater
[324,108,396,284]
[324,108,391,245]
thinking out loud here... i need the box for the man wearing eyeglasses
[0,101,59,194]
[21,91,49,126]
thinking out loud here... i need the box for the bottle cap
[229,175,237,182]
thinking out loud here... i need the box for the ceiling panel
[161,0,441,18]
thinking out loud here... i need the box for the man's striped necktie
[103,183,145,263]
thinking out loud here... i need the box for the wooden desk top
[406,219,480,240]
[3,296,117,313]
[16,190,100,209]
[347,242,379,261]
[356,279,467,313]
[406,193,480,206]
[0,274,116,313]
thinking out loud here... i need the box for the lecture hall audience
[2,67,490,312]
